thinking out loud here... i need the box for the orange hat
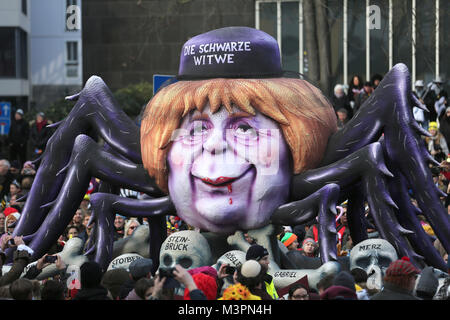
[281,232,298,248]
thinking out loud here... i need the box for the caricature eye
[190,122,208,136]
[234,123,258,139]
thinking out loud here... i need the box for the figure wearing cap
[245,244,278,299]
[11,25,450,276]
[370,257,421,300]
[141,26,337,235]
[425,121,449,163]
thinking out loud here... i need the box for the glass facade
[281,1,299,73]
[0,27,28,79]
[0,28,16,78]
[255,0,447,90]
[346,0,366,82]
[370,0,389,78]
[66,41,79,77]
[440,0,449,83]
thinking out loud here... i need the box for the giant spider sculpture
[7,27,449,274]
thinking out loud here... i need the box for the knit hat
[218,283,262,300]
[384,257,420,288]
[183,272,217,300]
[246,244,269,261]
[16,109,24,115]
[4,207,19,217]
[101,268,130,299]
[281,232,298,248]
[415,266,439,299]
[320,285,358,300]
[129,258,153,279]
[333,271,356,292]
[187,266,218,280]
[80,261,103,289]
[302,237,317,247]
[240,260,261,278]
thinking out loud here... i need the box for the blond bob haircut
[141,78,337,193]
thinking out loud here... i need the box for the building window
[256,0,304,74]
[0,28,16,78]
[256,0,444,90]
[17,29,28,79]
[22,0,27,16]
[0,27,27,79]
[66,41,79,78]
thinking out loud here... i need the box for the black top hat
[177,26,282,80]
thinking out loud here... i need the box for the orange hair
[141,78,337,193]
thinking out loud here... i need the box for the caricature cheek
[168,140,202,170]
[257,129,289,176]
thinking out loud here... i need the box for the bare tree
[303,0,332,95]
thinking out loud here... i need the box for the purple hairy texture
[315,63,449,271]
[7,76,162,263]
[272,183,340,263]
[89,193,175,272]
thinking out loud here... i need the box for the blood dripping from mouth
[228,183,232,204]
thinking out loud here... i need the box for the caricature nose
[203,128,227,155]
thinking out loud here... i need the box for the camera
[225,266,236,275]
[44,255,57,263]
[158,267,175,278]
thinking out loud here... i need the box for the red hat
[183,272,217,300]
[384,257,420,289]
[187,266,218,280]
[385,257,420,277]
[3,207,19,217]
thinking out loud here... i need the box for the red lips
[201,176,234,196]
[201,176,236,187]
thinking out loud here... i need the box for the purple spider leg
[25,134,163,261]
[319,63,449,267]
[345,189,369,244]
[385,169,447,271]
[290,142,423,267]
[10,76,145,260]
[88,193,175,272]
[272,183,340,263]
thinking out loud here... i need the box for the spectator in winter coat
[0,235,33,287]
[438,107,450,147]
[348,75,363,103]
[370,257,421,300]
[331,84,352,119]
[354,82,374,111]
[73,261,110,300]
[119,258,153,300]
[0,160,14,201]
[30,112,53,162]
[320,271,358,300]
[415,266,439,300]
[7,109,29,167]
[426,122,449,163]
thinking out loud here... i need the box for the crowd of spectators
[0,84,449,301]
